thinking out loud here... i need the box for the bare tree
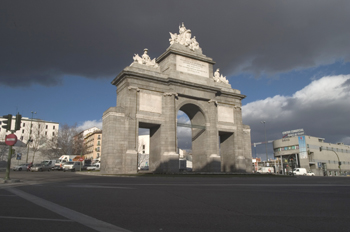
[22,121,47,163]
[43,124,86,159]
[0,143,9,161]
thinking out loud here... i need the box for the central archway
[176,103,217,172]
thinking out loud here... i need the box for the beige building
[84,129,102,161]
[273,135,350,176]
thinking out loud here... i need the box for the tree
[0,143,9,161]
[43,124,86,159]
[22,121,47,163]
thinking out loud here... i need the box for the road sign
[5,134,17,146]
[16,153,22,160]
[79,157,84,161]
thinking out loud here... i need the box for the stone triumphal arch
[101,23,252,174]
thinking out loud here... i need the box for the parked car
[292,168,307,176]
[30,164,51,172]
[82,164,92,171]
[41,160,57,168]
[87,163,100,171]
[257,167,274,174]
[51,165,63,171]
[306,171,315,176]
[63,162,81,172]
[12,163,30,171]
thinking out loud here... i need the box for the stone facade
[101,24,252,174]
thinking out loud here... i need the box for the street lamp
[261,121,268,162]
[26,111,36,163]
[320,146,341,175]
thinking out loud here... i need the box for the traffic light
[1,114,12,131]
[15,113,22,131]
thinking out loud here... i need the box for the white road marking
[7,188,132,232]
[0,216,73,222]
[67,184,134,189]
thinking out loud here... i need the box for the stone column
[124,86,139,174]
[160,92,179,173]
[101,107,126,174]
[207,100,221,172]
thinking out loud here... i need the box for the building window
[22,129,24,133]
[52,132,55,136]
[53,125,55,129]
[20,136,23,140]
[45,131,47,135]
[97,141,100,145]
[46,125,48,129]
[23,123,25,127]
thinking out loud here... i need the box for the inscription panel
[139,92,162,114]
[176,55,209,78]
[218,106,234,123]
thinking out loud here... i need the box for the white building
[0,116,59,145]
[138,135,150,168]
[274,135,350,176]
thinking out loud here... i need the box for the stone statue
[131,49,159,68]
[213,69,229,84]
[169,22,200,51]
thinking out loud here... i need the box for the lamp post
[25,111,36,163]
[320,146,341,175]
[261,121,268,163]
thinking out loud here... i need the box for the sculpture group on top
[131,48,159,68]
[213,69,229,84]
[169,23,200,51]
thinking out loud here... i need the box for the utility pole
[261,121,268,162]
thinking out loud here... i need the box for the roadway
[1,171,350,232]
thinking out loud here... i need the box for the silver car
[30,164,51,172]
[12,163,30,171]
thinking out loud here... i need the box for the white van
[55,155,76,168]
[63,161,81,171]
[257,167,274,174]
[41,160,56,168]
[292,168,307,176]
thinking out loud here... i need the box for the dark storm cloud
[1,0,350,87]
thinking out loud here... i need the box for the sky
[1,1,350,160]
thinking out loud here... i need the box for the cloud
[243,75,350,149]
[77,119,102,132]
[2,1,350,86]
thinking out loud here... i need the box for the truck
[55,155,76,168]
[292,168,307,176]
[257,167,275,174]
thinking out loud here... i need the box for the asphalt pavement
[1,171,350,232]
